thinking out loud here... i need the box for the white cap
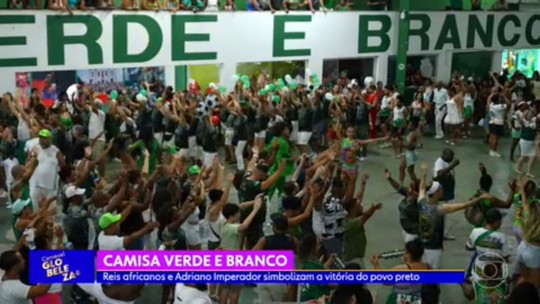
[65,185,86,198]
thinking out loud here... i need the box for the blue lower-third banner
[97,271,465,284]
[30,250,95,284]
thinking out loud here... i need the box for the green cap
[38,129,52,138]
[188,165,201,175]
[99,213,122,230]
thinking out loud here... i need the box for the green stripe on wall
[175,65,187,91]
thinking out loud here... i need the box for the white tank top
[17,117,30,142]
[446,98,459,117]
[464,94,474,108]
[30,145,60,190]
[381,96,391,109]
[208,213,224,242]
[393,106,405,121]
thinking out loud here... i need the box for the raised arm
[238,197,263,233]
[440,195,486,214]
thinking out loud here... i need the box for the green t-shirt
[300,260,330,301]
[221,223,241,250]
[239,179,266,235]
[343,217,366,261]
[129,139,160,175]
[473,281,507,304]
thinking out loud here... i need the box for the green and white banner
[0,11,539,71]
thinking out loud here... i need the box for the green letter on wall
[466,14,494,48]
[358,15,391,53]
[0,16,36,67]
[113,15,163,64]
[497,15,521,47]
[171,15,217,61]
[47,15,103,66]
[408,14,430,51]
[525,15,540,45]
[435,15,461,50]
[273,15,311,57]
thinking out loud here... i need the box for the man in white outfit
[432,82,449,139]
[29,129,66,211]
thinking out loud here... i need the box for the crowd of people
[5,0,359,13]
[5,0,519,12]
[0,67,539,304]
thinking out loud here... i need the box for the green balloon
[219,86,227,93]
[260,89,268,96]
[277,79,286,90]
[110,90,118,100]
[272,95,281,103]
[243,80,251,89]
[289,83,298,90]
[268,84,276,92]
[139,89,148,97]
[240,75,249,82]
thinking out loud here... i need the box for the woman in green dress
[128,124,160,175]
[265,121,295,199]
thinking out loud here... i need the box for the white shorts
[3,158,19,188]
[203,152,217,167]
[224,128,235,146]
[290,121,299,142]
[422,248,443,269]
[162,134,175,148]
[520,139,536,157]
[255,130,267,139]
[188,136,201,158]
[297,131,312,145]
[154,132,164,144]
[176,148,190,158]
[402,230,418,243]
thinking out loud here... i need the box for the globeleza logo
[471,252,509,290]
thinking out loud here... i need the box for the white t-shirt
[89,110,106,142]
[173,284,212,304]
[489,103,507,125]
[467,227,510,258]
[66,84,79,103]
[433,157,452,179]
[0,279,31,304]
[78,283,135,304]
[29,145,60,190]
[433,88,449,106]
[98,232,125,250]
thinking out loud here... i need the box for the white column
[0,70,16,95]
[220,62,237,91]
[491,51,503,74]
[306,59,323,81]
[374,55,389,85]
[164,66,175,88]
[435,51,453,84]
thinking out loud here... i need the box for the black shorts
[489,124,504,137]
[410,116,421,129]
[391,126,403,138]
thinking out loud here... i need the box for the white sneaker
[0,190,7,198]
[359,157,366,162]
[490,150,501,158]
[435,135,444,139]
